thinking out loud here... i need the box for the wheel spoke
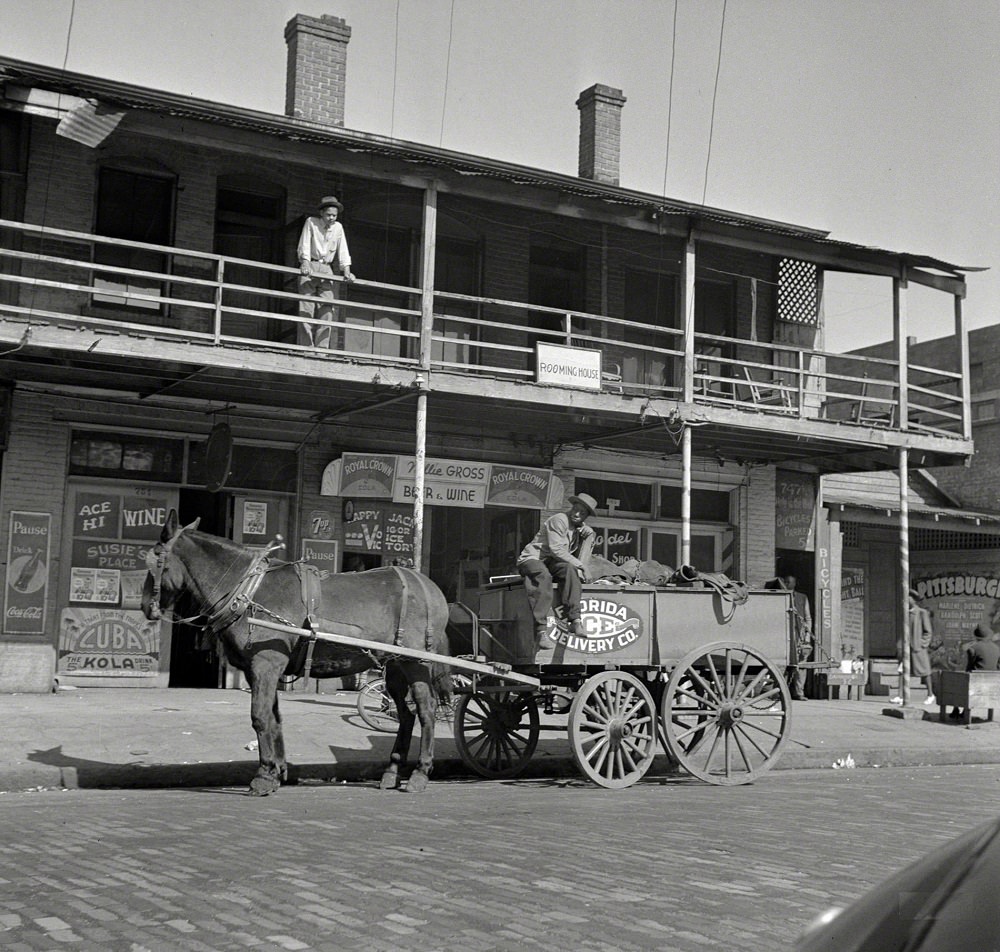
[730,721,775,761]
[687,666,723,707]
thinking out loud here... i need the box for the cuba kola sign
[58,608,160,676]
[543,596,644,655]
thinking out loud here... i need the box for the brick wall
[914,325,999,511]
[0,390,67,691]
[744,466,778,584]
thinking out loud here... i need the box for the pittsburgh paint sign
[58,608,160,676]
[544,597,644,654]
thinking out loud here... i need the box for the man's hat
[974,624,993,639]
[318,195,343,211]
[568,493,598,518]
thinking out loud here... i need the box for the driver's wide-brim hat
[568,493,598,517]
[318,195,344,211]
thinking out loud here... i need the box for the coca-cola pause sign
[5,511,51,634]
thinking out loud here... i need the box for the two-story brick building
[0,12,975,692]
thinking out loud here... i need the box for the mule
[141,509,452,795]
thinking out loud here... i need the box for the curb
[4,748,1000,793]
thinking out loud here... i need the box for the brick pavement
[1,765,998,950]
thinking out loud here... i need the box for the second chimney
[285,13,351,126]
[576,84,626,185]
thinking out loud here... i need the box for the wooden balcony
[0,218,972,473]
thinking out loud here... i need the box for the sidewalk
[2,686,999,793]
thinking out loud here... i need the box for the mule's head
[141,509,200,621]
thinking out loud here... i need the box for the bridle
[144,523,192,623]
[145,522,286,633]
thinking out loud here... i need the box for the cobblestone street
[2,764,998,951]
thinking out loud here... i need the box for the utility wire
[701,0,728,206]
[439,0,456,147]
[661,0,678,198]
[389,0,400,139]
[32,0,76,317]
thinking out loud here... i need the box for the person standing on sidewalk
[296,195,355,348]
[893,590,936,706]
[517,493,598,651]
[783,575,813,701]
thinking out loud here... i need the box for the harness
[145,528,284,632]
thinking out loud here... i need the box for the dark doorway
[166,490,233,687]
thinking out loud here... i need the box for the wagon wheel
[567,671,658,789]
[453,686,539,779]
[662,641,791,786]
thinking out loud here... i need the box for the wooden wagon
[446,577,795,788]
[253,572,794,790]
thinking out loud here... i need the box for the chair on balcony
[601,361,623,393]
[853,375,897,427]
[742,367,793,410]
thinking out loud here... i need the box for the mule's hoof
[249,776,280,797]
[406,769,430,793]
[379,767,400,790]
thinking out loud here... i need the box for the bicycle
[357,672,471,733]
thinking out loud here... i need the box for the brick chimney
[284,13,351,126]
[576,84,626,185]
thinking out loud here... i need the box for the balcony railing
[0,218,967,438]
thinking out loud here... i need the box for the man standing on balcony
[517,493,598,652]
[296,195,355,348]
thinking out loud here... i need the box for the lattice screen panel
[912,528,1000,551]
[778,258,818,325]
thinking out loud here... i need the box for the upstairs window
[93,166,175,312]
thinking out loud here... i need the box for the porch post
[955,292,971,440]
[412,183,438,573]
[894,267,909,427]
[899,446,911,706]
[681,231,696,401]
[681,425,692,567]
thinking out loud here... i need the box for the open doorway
[166,490,234,687]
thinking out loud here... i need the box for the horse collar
[204,550,273,634]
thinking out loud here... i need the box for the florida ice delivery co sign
[535,343,602,391]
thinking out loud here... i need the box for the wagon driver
[517,492,598,650]
[296,195,355,348]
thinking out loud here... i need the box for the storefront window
[659,486,732,522]
[69,432,183,482]
[574,477,652,517]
